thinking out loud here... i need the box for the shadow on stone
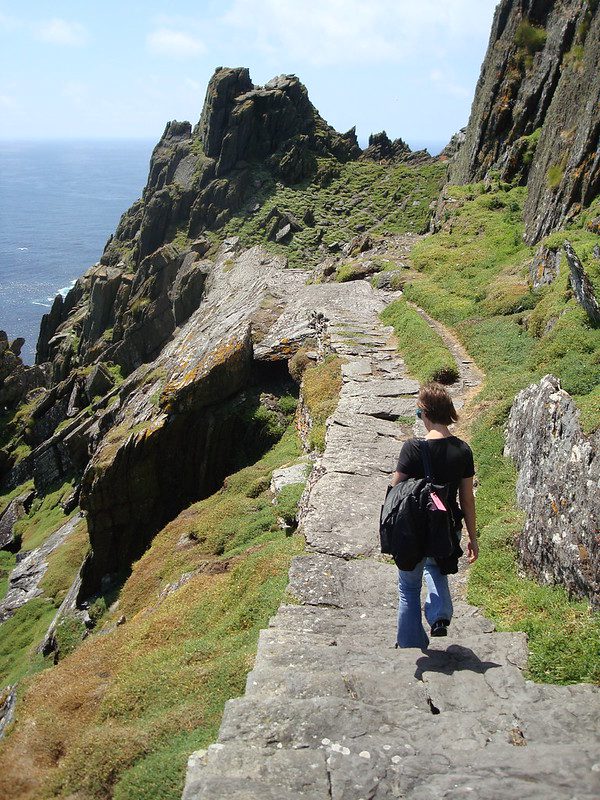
[414,644,501,679]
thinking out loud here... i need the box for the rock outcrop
[505,374,599,607]
[0,330,49,411]
[33,68,365,387]
[449,0,600,243]
[0,489,35,551]
[361,131,432,165]
[100,67,360,271]
[0,512,83,623]
[564,239,600,324]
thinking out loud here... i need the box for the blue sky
[0,0,498,149]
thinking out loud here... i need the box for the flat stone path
[183,288,600,800]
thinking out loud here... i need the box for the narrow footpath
[183,289,599,800]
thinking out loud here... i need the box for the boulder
[529,244,561,289]
[563,240,600,325]
[505,375,599,607]
[84,364,114,402]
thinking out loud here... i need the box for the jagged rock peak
[360,130,433,166]
[193,66,360,176]
[361,131,411,162]
[438,128,466,162]
[195,67,254,157]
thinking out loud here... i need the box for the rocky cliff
[449,0,599,243]
[0,67,441,602]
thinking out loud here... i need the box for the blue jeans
[396,557,453,649]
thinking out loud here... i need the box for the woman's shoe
[430,619,450,637]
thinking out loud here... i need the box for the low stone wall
[504,374,599,608]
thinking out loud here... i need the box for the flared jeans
[396,556,453,649]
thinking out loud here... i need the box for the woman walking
[390,382,478,649]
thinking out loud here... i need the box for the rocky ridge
[449,0,600,243]
[183,284,599,800]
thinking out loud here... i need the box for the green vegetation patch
[0,597,56,687]
[0,550,15,602]
[515,19,547,68]
[546,162,565,189]
[39,518,89,606]
[518,127,542,168]
[380,298,459,383]
[301,355,344,451]
[219,159,445,269]
[13,479,76,551]
[275,481,306,527]
[0,421,306,800]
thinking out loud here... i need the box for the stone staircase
[183,292,600,800]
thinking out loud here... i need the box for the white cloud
[221,0,496,66]
[35,18,87,46]
[146,28,206,58]
[429,68,470,99]
[0,92,16,108]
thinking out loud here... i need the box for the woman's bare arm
[389,470,409,486]
[458,476,478,563]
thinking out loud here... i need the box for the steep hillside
[450,0,599,243]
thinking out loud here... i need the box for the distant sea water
[0,140,155,365]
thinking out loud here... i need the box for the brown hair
[418,382,459,425]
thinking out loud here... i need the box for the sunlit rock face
[505,374,600,608]
[449,0,600,243]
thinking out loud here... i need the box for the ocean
[0,140,155,364]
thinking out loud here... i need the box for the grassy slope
[0,417,311,800]
[380,298,459,383]
[217,159,446,269]
[386,180,599,684]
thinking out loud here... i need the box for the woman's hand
[467,537,479,564]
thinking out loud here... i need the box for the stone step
[184,739,600,800]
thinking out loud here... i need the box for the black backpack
[379,439,458,568]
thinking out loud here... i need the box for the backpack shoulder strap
[418,438,433,482]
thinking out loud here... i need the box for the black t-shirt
[395,436,475,520]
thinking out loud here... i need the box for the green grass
[13,479,76,551]
[518,127,542,168]
[386,182,599,683]
[0,517,88,687]
[515,19,547,54]
[301,355,343,451]
[219,159,445,269]
[0,598,56,686]
[546,163,565,189]
[380,298,459,383]
[0,419,307,799]
[275,481,307,527]
[39,518,89,606]
[0,550,16,602]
